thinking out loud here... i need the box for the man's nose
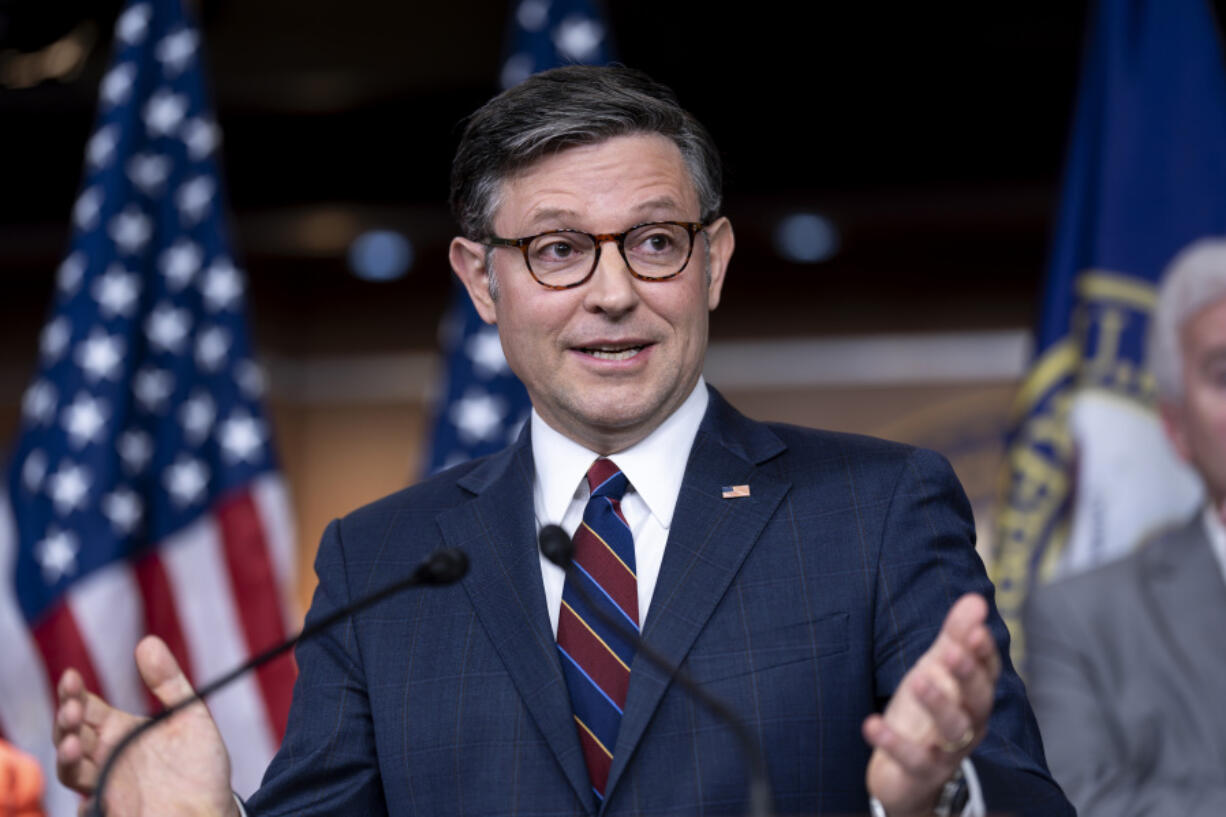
[582,240,639,314]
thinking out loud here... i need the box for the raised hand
[862,594,1000,817]
[53,635,238,817]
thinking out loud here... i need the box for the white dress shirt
[1203,502,1226,586]
[531,377,709,635]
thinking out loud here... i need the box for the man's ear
[1159,400,1193,464]
[703,216,734,311]
[450,236,497,325]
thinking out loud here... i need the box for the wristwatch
[868,767,969,817]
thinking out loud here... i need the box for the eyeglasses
[485,220,708,290]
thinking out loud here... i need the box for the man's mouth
[577,344,647,361]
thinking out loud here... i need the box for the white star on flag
[218,412,265,464]
[100,61,137,107]
[235,359,266,399]
[182,117,219,161]
[87,124,119,169]
[466,327,510,378]
[22,381,57,426]
[450,388,507,444]
[74,187,102,230]
[176,175,215,224]
[516,0,550,31]
[500,54,534,90]
[92,265,142,318]
[144,89,188,138]
[116,2,152,45]
[553,15,604,62]
[159,238,203,289]
[109,206,153,255]
[101,487,144,534]
[195,326,231,372]
[155,28,198,75]
[117,429,154,474]
[133,366,175,413]
[201,258,243,311]
[75,330,125,382]
[58,252,85,295]
[127,152,171,195]
[163,456,209,507]
[35,527,80,584]
[180,391,216,444]
[47,461,91,516]
[22,450,48,493]
[146,302,191,353]
[40,318,71,362]
[61,393,108,449]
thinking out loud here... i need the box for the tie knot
[586,458,628,500]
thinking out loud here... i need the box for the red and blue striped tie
[557,458,639,800]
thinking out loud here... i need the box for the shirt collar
[531,377,709,529]
[1203,502,1226,583]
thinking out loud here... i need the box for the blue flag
[424,0,614,475]
[993,0,1226,662]
[0,2,296,811]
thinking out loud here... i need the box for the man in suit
[54,65,1071,817]
[1024,237,1226,816]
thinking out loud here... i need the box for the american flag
[424,0,614,475]
[0,2,296,813]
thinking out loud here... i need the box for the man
[1025,237,1226,816]
[54,66,1071,817]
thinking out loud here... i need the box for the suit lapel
[604,391,790,803]
[1138,517,1226,766]
[436,437,597,814]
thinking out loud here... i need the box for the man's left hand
[862,593,1000,817]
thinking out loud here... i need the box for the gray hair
[1149,237,1226,402]
[449,65,723,242]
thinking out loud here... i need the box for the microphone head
[538,524,574,568]
[418,547,469,584]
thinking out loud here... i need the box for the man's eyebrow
[630,197,684,215]
[524,207,580,227]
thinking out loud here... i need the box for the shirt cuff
[234,793,248,817]
[867,758,984,817]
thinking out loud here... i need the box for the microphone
[539,524,774,817]
[90,546,469,817]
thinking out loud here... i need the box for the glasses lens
[526,231,596,286]
[624,223,692,278]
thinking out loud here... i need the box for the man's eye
[631,230,678,255]
[531,237,583,263]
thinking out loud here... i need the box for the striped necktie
[557,458,638,801]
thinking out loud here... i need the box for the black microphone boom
[538,524,775,817]
[89,546,469,817]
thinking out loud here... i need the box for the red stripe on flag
[133,550,196,712]
[214,490,296,740]
[32,602,103,706]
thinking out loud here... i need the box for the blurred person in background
[1025,237,1226,816]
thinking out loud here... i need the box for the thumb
[134,635,196,709]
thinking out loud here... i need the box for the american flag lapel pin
[721,484,751,499]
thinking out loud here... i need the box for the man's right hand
[53,635,239,817]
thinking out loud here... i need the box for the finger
[863,714,946,778]
[940,594,988,645]
[56,734,99,793]
[912,674,974,752]
[134,635,197,709]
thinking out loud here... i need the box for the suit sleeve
[243,518,388,817]
[1025,580,1226,817]
[871,447,1074,817]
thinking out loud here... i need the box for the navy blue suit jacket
[247,388,1071,816]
